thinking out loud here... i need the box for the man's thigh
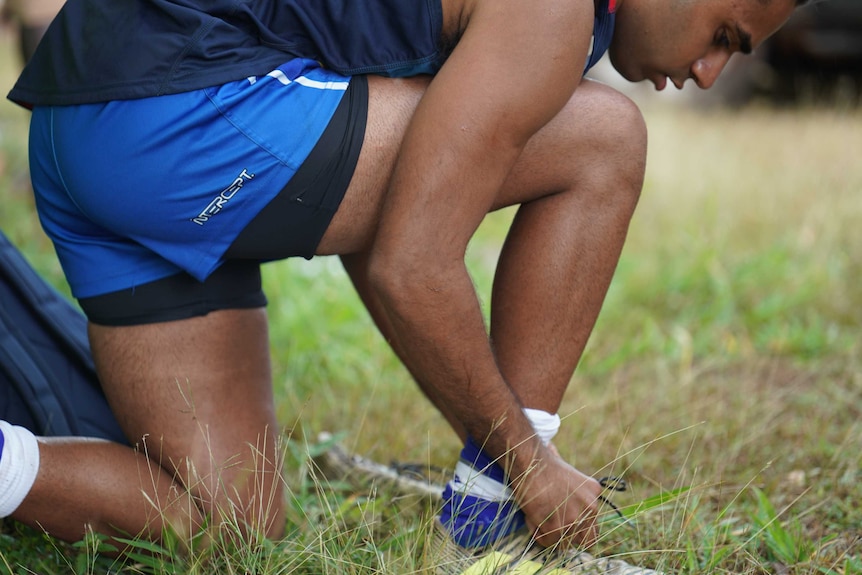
[89,308,282,525]
[317,77,645,256]
[315,75,430,255]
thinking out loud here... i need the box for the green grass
[0,28,860,574]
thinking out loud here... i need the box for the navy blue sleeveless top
[8,0,615,108]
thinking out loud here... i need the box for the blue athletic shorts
[29,59,367,325]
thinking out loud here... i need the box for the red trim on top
[608,0,617,13]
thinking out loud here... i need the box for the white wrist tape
[523,408,561,446]
[0,421,40,518]
[450,409,560,502]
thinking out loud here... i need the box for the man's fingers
[529,494,600,549]
[516,456,605,549]
[532,512,598,549]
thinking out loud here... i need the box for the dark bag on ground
[0,230,126,443]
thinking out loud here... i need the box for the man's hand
[511,447,603,549]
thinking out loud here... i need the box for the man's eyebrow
[736,24,753,54]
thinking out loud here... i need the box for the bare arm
[365,0,602,547]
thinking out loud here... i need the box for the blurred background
[0,0,65,66]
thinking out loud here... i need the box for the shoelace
[390,460,449,482]
[597,475,631,525]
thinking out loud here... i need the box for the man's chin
[607,55,643,83]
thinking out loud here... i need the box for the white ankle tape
[451,410,560,503]
[449,461,514,502]
[0,421,40,517]
[523,408,561,445]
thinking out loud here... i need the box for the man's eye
[716,30,731,49]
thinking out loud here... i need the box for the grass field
[0,31,860,575]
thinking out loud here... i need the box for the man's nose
[691,52,731,90]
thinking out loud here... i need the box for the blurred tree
[1,0,65,64]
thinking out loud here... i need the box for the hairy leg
[488,82,647,413]
[95,308,284,540]
[333,78,646,436]
[26,308,286,544]
[14,438,202,544]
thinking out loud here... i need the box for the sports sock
[440,436,524,547]
[440,408,561,547]
[0,421,40,518]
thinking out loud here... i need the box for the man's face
[609,0,796,90]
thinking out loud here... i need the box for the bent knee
[578,80,646,175]
[139,431,286,539]
[558,80,647,209]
